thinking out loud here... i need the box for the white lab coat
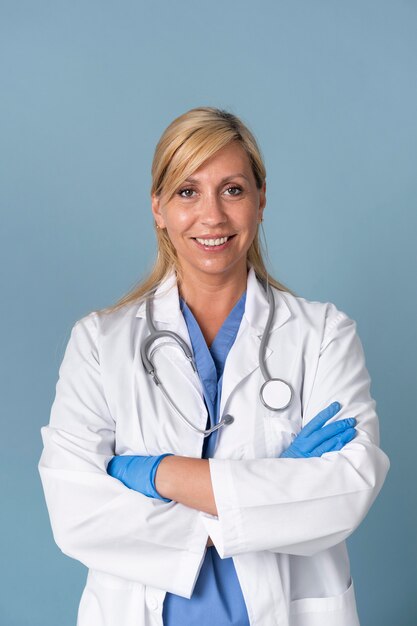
[39,265,390,626]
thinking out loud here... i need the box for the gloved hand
[107,453,174,501]
[280,401,356,458]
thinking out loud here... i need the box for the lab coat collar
[244,265,292,335]
[135,265,292,335]
[135,269,180,323]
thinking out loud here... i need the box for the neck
[178,266,249,317]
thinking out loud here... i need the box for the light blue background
[1,1,416,625]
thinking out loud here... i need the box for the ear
[151,193,166,229]
[258,181,266,222]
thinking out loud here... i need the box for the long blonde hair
[99,106,295,315]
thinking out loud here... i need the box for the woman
[39,106,390,626]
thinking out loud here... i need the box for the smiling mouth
[192,234,236,246]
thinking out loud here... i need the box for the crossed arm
[107,405,356,551]
[108,402,357,517]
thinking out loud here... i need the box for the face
[151,141,266,285]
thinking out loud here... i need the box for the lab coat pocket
[289,579,360,626]
[77,569,147,626]
[264,398,302,457]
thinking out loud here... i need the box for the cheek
[240,211,259,236]
[166,209,193,232]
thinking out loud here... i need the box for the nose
[200,192,227,227]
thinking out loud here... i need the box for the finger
[333,427,357,450]
[311,427,356,457]
[309,435,341,457]
[304,417,356,452]
[300,401,342,437]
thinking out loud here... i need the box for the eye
[225,185,243,196]
[177,188,196,198]
[176,185,243,198]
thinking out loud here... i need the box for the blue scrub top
[162,290,250,626]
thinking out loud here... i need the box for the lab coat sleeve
[201,305,390,558]
[38,313,207,598]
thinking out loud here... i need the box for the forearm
[154,403,355,518]
[155,456,218,516]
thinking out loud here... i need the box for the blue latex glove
[107,453,174,502]
[280,401,356,458]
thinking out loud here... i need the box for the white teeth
[195,236,229,246]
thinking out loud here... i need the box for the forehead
[186,142,253,181]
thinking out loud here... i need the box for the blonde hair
[99,106,295,315]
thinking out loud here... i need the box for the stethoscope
[140,277,294,437]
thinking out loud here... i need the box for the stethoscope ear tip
[223,415,234,425]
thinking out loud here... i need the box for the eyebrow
[183,173,250,184]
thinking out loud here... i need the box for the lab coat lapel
[219,267,292,417]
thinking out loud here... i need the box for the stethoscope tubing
[140,276,293,437]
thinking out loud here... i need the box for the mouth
[191,234,236,251]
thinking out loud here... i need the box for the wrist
[154,454,176,500]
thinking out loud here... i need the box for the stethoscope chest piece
[260,378,293,411]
